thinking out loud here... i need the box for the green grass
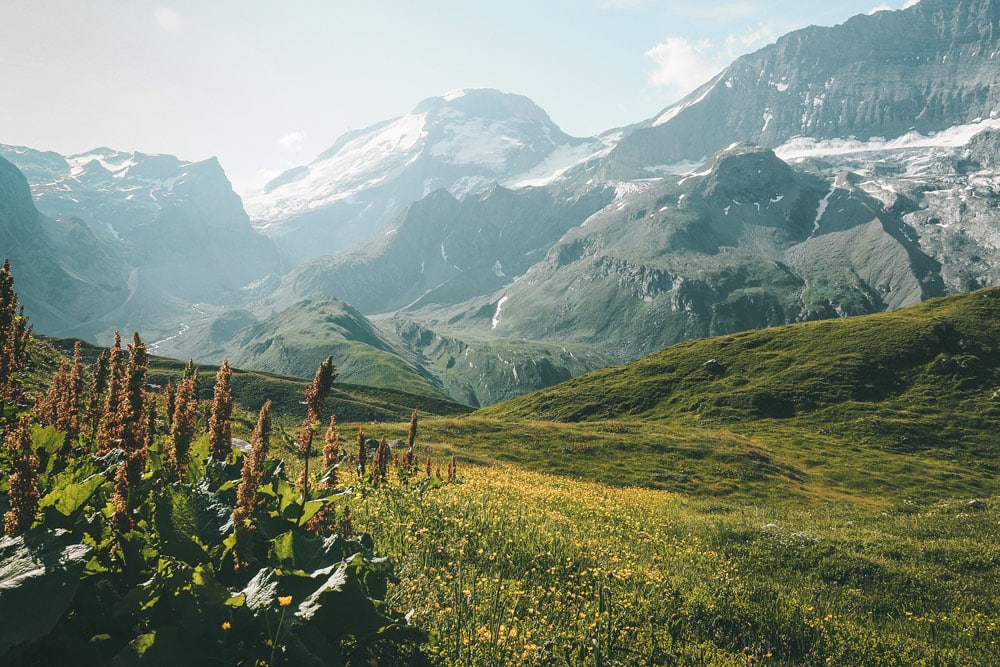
[345,464,1000,666]
[40,336,472,422]
[224,297,454,400]
[480,288,1000,426]
[386,288,1000,505]
[11,289,1000,666]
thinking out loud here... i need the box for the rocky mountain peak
[413,88,563,130]
[697,144,798,205]
[603,0,1000,179]
[246,88,590,262]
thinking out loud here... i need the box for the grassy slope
[375,288,1000,504]
[41,337,472,422]
[351,464,1000,666]
[222,298,453,401]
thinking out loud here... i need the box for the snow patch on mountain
[429,111,528,169]
[244,90,590,254]
[811,187,834,237]
[505,140,609,188]
[652,74,722,127]
[775,118,1000,161]
[246,112,429,222]
[491,295,509,330]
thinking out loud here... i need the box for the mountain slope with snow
[601,0,1000,179]
[0,145,282,342]
[243,89,603,263]
[404,130,999,366]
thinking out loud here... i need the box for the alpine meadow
[2,1,1000,665]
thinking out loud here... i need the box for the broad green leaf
[31,424,64,458]
[31,425,67,477]
[0,529,91,658]
[39,473,107,528]
[281,500,304,521]
[299,498,332,525]
[272,476,301,516]
[111,626,189,666]
[241,568,280,611]
[268,531,368,574]
[292,557,397,643]
[153,484,230,565]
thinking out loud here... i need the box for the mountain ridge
[244,88,604,262]
[603,0,1000,179]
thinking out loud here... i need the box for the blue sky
[0,0,919,191]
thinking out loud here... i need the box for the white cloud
[870,1,920,13]
[645,37,720,96]
[646,24,776,100]
[154,7,183,32]
[278,131,306,152]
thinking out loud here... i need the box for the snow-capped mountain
[5,0,1000,407]
[602,0,1000,179]
[0,145,282,343]
[271,0,1000,396]
[0,146,229,239]
[0,155,128,340]
[244,88,606,263]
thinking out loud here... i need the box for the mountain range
[2,0,998,406]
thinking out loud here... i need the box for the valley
[2,0,1000,664]
[5,2,1000,407]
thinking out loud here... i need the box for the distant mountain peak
[697,144,799,205]
[412,88,562,128]
[245,88,593,262]
[605,0,1000,178]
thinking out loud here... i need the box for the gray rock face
[0,156,128,339]
[454,144,952,363]
[0,146,282,342]
[603,0,1000,179]
[269,184,613,315]
[967,128,1000,168]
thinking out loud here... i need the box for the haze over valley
[2,0,999,406]
[3,2,1000,665]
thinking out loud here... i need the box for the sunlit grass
[343,463,1000,666]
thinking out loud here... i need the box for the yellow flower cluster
[349,464,733,665]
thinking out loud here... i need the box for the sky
[0,0,920,193]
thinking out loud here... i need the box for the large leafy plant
[0,420,424,666]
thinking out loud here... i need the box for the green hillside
[43,337,471,422]
[220,298,454,401]
[401,288,1000,503]
[482,287,1000,425]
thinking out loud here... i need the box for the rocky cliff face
[0,146,282,342]
[444,144,954,363]
[603,0,1000,179]
[0,156,128,339]
[268,184,613,315]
